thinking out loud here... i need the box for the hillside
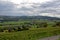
[0,16,60,21]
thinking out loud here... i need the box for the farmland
[0,19,60,40]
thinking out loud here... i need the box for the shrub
[7,27,14,32]
[37,22,47,28]
[56,22,60,26]
[17,27,22,31]
[0,28,4,32]
[22,26,29,30]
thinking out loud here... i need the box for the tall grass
[0,27,60,40]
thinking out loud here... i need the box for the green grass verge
[0,27,60,40]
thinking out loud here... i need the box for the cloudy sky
[0,0,60,18]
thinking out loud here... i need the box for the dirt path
[38,35,60,40]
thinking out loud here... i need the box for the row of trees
[0,21,60,32]
[0,25,29,32]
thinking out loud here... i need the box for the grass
[0,27,60,40]
[58,38,60,40]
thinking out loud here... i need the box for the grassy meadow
[0,27,60,40]
[0,20,60,40]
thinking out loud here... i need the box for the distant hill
[0,16,60,21]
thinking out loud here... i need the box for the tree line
[0,21,60,32]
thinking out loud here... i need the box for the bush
[13,27,18,32]
[7,27,14,32]
[0,28,4,32]
[37,22,47,28]
[22,25,29,30]
[56,22,60,26]
[17,26,22,31]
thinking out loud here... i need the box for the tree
[37,22,47,28]
[56,22,60,26]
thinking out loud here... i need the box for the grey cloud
[0,1,36,16]
[39,0,60,14]
[40,0,60,8]
[0,1,15,11]
[0,0,60,17]
[0,1,19,16]
[18,7,34,11]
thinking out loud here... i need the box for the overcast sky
[0,0,60,18]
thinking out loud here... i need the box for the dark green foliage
[0,20,60,32]
[37,22,47,28]
[52,23,56,27]
[13,27,18,32]
[22,26,29,30]
[8,27,13,32]
[17,26,22,31]
[56,22,60,26]
[0,28,4,32]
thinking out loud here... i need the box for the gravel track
[38,35,60,40]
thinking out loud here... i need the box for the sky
[0,0,60,18]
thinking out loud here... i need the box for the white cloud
[2,0,52,8]
[9,0,52,4]
[39,13,60,18]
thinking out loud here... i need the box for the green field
[0,20,60,40]
[0,27,60,40]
